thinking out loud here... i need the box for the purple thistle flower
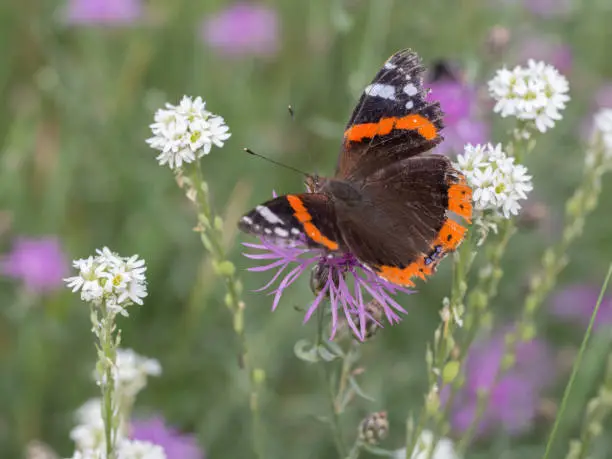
[63,0,142,25]
[1,237,68,293]
[445,328,554,438]
[200,2,279,58]
[549,284,612,330]
[130,416,204,459]
[243,238,412,341]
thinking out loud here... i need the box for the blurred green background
[2,0,612,458]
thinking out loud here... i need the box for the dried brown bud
[517,201,550,229]
[486,25,511,56]
[358,411,389,445]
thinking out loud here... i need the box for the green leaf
[293,339,319,363]
[442,361,460,384]
[348,375,375,402]
[325,340,345,358]
[317,345,338,362]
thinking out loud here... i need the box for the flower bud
[358,411,388,445]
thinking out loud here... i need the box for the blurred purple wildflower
[549,284,612,330]
[63,0,142,25]
[445,328,554,438]
[243,238,411,341]
[523,0,573,17]
[515,35,573,75]
[426,75,489,156]
[131,416,204,459]
[200,3,279,58]
[1,237,68,293]
[580,83,612,140]
[594,83,612,109]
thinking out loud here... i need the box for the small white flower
[146,95,231,170]
[66,450,103,459]
[455,143,533,219]
[108,348,161,399]
[594,108,612,160]
[69,399,106,453]
[488,60,569,133]
[64,248,147,314]
[116,439,167,459]
[394,430,461,459]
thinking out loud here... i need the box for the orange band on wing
[376,258,434,287]
[375,219,469,287]
[434,219,467,252]
[447,184,473,223]
[344,114,438,143]
[286,195,339,251]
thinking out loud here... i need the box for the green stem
[346,441,362,459]
[98,305,117,459]
[544,263,612,459]
[424,131,532,456]
[457,135,608,451]
[185,161,264,459]
[570,354,612,459]
[316,309,348,458]
[407,231,475,459]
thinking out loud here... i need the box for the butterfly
[238,49,472,288]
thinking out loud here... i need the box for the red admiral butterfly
[238,49,472,287]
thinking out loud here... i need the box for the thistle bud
[358,411,388,445]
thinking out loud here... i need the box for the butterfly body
[239,49,472,287]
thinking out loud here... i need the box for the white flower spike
[64,248,147,315]
[488,60,569,133]
[146,95,231,170]
[455,143,533,219]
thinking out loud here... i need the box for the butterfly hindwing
[238,193,341,251]
[336,49,445,180]
[333,156,471,286]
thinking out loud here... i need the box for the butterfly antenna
[243,147,307,176]
[287,104,295,120]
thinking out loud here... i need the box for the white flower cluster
[116,440,166,459]
[69,349,162,458]
[69,398,108,452]
[67,440,166,459]
[488,59,570,133]
[393,430,461,459]
[593,108,612,160]
[110,348,162,399]
[455,143,533,219]
[146,95,231,169]
[64,248,147,316]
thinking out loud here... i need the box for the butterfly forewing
[238,193,341,251]
[336,49,445,180]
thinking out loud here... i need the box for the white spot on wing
[384,61,397,70]
[364,83,396,100]
[256,205,283,224]
[403,83,418,97]
[241,216,253,225]
[274,228,289,237]
[264,228,272,234]
[405,100,414,110]
[291,228,301,235]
